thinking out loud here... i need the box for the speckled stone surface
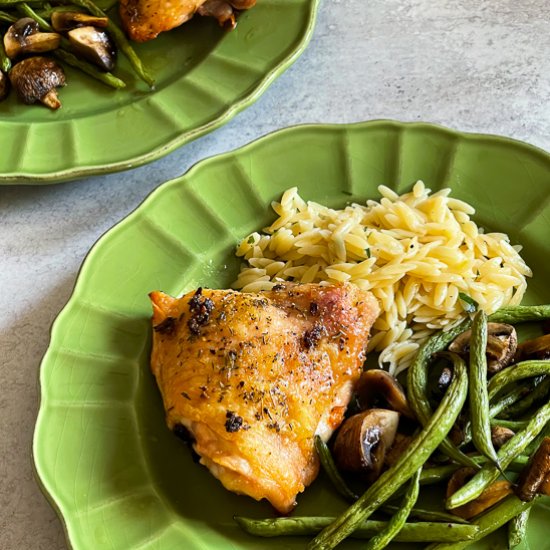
[1,1,549,548]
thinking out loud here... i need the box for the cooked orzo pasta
[232,182,532,375]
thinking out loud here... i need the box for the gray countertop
[1,1,549,548]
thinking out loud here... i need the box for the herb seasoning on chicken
[148,282,379,513]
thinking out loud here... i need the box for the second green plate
[0,0,319,183]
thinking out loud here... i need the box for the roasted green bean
[491,418,529,431]
[447,399,550,509]
[488,361,550,401]
[407,322,478,468]
[470,309,500,465]
[489,383,532,418]
[308,353,468,550]
[426,495,536,550]
[54,49,125,89]
[502,377,550,419]
[364,468,421,550]
[68,0,155,88]
[0,28,10,73]
[0,8,17,23]
[508,508,531,549]
[234,516,480,542]
[381,504,469,525]
[17,1,51,29]
[314,435,358,502]
[488,304,550,324]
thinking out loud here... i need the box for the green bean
[17,2,52,29]
[54,49,126,89]
[488,304,550,324]
[508,508,531,549]
[469,310,500,466]
[0,28,10,73]
[308,353,468,550]
[447,398,550,509]
[407,321,478,468]
[67,0,155,88]
[488,361,550,401]
[0,9,17,23]
[364,468,421,550]
[234,517,480,542]
[491,418,529,430]
[489,383,532,418]
[381,504,469,525]
[502,377,550,419]
[426,495,537,550]
[314,435,358,502]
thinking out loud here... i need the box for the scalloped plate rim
[33,119,550,549]
[0,0,320,185]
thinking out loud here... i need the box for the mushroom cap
[449,322,518,374]
[516,437,550,502]
[516,334,550,361]
[51,11,109,32]
[4,18,61,59]
[9,57,65,107]
[355,369,415,418]
[333,408,399,482]
[67,26,116,72]
[447,467,512,519]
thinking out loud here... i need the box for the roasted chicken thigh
[149,283,379,513]
[120,0,256,42]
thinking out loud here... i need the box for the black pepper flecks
[309,302,319,316]
[303,323,324,349]
[153,316,177,335]
[187,287,214,336]
[225,410,244,432]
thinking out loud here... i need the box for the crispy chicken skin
[149,283,379,513]
[120,0,256,42]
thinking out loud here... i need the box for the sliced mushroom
[51,11,109,32]
[446,467,513,519]
[9,57,65,109]
[515,334,550,362]
[0,71,9,101]
[449,323,517,374]
[3,18,61,59]
[333,409,399,483]
[516,437,550,501]
[355,369,415,418]
[67,26,116,72]
[491,426,515,449]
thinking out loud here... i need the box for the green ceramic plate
[34,121,550,549]
[0,0,319,184]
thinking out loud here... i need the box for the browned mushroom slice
[67,26,116,72]
[9,57,65,109]
[449,323,517,374]
[333,409,399,483]
[491,426,515,449]
[0,71,9,101]
[355,369,415,418]
[3,18,61,59]
[51,11,109,32]
[515,334,550,361]
[516,437,550,501]
[446,467,513,519]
